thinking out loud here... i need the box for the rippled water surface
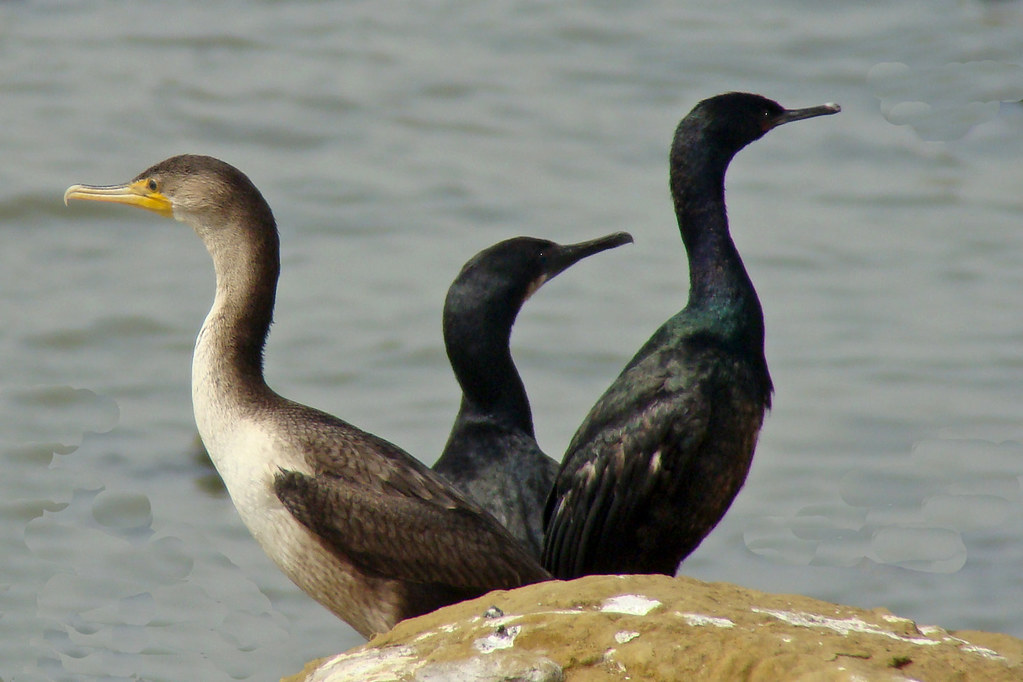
[3,1,1023,679]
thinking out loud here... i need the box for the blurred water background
[2,0,1023,679]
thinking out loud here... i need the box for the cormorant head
[64,154,275,242]
[448,232,633,314]
[675,92,840,160]
[443,232,633,346]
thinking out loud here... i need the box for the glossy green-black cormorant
[542,93,840,578]
[64,155,550,638]
[435,233,634,558]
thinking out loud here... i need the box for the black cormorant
[542,93,840,578]
[435,232,634,558]
[64,155,550,638]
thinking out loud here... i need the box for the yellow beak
[64,179,174,218]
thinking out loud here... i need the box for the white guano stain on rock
[752,608,941,647]
[614,630,640,644]
[915,625,1004,660]
[942,634,1006,661]
[601,651,628,676]
[601,594,661,616]
[307,645,421,682]
[415,652,564,682]
[678,612,735,628]
[956,643,1005,661]
[474,625,521,654]
[483,614,524,628]
[882,614,914,625]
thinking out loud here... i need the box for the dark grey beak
[771,102,841,129]
[543,231,634,281]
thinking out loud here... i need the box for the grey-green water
[3,1,1023,679]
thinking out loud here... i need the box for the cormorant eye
[147,179,158,191]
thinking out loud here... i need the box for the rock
[286,574,1023,681]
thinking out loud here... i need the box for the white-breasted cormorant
[64,155,550,638]
[435,233,634,558]
[542,93,840,578]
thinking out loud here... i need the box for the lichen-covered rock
[286,574,1023,681]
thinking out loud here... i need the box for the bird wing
[542,344,713,577]
[271,403,549,590]
[275,468,548,590]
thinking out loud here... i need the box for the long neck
[193,212,280,413]
[670,133,764,345]
[444,300,534,437]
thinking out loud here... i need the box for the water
[2,0,1023,679]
